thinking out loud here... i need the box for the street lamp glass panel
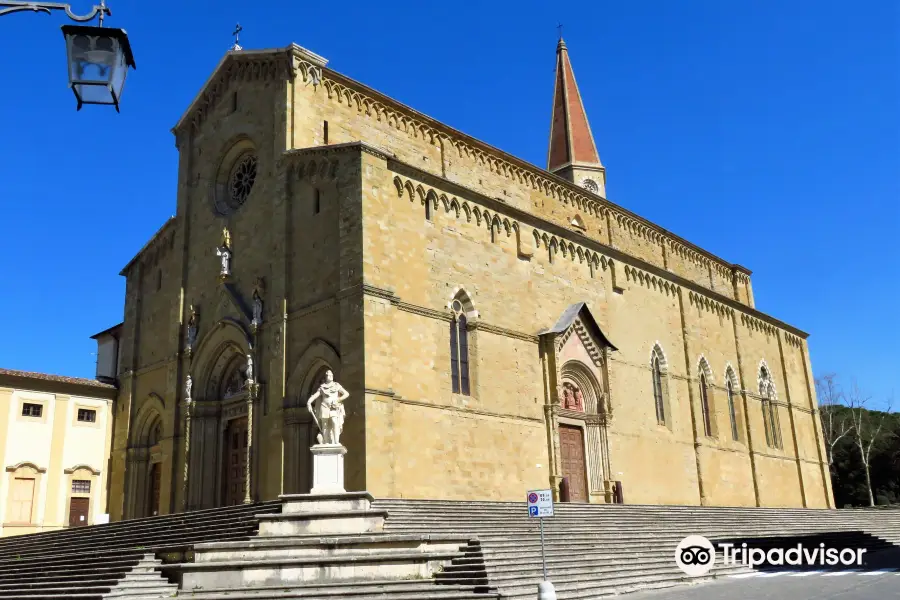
[61,25,136,111]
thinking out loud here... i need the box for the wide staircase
[374,499,900,599]
[2,497,900,600]
[0,501,281,599]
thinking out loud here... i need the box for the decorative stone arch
[5,462,45,526]
[132,394,166,447]
[757,359,777,398]
[650,341,669,372]
[127,394,166,519]
[287,338,342,402]
[283,338,341,494]
[697,355,714,385]
[447,287,479,320]
[191,318,254,402]
[63,464,101,527]
[723,363,740,389]
[560,360,605,415]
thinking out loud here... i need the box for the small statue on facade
[217,228,232,277]
[186,305,199,355]
[245,354,254,385]
[306,369,349,445]
[185,374,193,402]
[251,290,263,328]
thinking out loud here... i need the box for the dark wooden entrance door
[68,497,89,527]
[559,424,588,502]
[149,463,161,516]
[223,417,248,506]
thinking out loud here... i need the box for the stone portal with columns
[540,303,618,504]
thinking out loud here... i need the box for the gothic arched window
[726,379,739,441]
[652,354,665,425]
[699,373,713,437]
[450,298,470,396]
[759,366,781,449]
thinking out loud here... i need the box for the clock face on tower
[581,178,599,193]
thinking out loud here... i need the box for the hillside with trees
[818,374,899,507]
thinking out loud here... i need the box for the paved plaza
[627,548,900,600]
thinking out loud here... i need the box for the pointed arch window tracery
[699,372,713,437]
[449,297,471,396]
[759,366,781,449]
[651,348,667,426]
[725,367,740,442]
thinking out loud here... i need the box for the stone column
[182,398,192,510]
[244,392,254,504]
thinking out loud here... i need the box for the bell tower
[547,39,606,197]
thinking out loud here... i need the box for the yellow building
[101,39,834,521]
[0,369,116,537]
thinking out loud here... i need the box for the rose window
[228,154,257,208]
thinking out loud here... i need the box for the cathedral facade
[104,39,833,520]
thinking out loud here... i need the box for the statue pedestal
[310,444,347,495]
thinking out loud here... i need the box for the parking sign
[527,489,554,518]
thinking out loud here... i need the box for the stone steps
[0,503,281,599]
[180,579,499,599]
[170,494,494,598]
[374,499,900,598]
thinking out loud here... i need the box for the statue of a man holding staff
[306,369,349,445]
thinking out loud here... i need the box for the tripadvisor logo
[675,535,869,576]
[675,535,716,576]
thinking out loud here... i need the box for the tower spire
[547,38,605,196]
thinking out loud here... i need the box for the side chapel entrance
[559,424,588,502]
[540,303,618,504]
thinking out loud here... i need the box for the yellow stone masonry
[105,44,831,521]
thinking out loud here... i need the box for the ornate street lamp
[0,1,135,111]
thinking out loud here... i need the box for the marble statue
[216,246,231,276]
[245,354,254,384]
[186,305,199,353]
[217,228,232,276]
[306,370,349,445]
[251,290,263,327]
[185,374,193,402]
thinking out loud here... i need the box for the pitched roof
[91,323,123,340]
[540,302,618,351]
[547,39,602,172]
[0,368,117,395]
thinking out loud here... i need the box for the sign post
[527,489,556,600]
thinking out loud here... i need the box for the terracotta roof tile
[548,39,602,171]
[0,368,116,390]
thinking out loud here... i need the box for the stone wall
[107,47,831,516]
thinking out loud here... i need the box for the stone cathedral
[99,38,834,521]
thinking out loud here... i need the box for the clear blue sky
[0,1,897,407]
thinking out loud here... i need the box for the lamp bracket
[0,2,111,24]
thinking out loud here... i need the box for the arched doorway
[558,361,611,503]
[215,353,252,506]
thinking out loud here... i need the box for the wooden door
[149,463,161,516]
[68,497,90,527]
[559,424,588,502]
[223,417,248,506]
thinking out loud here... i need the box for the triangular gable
[172,44,328,135]
[539,302,617,368]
